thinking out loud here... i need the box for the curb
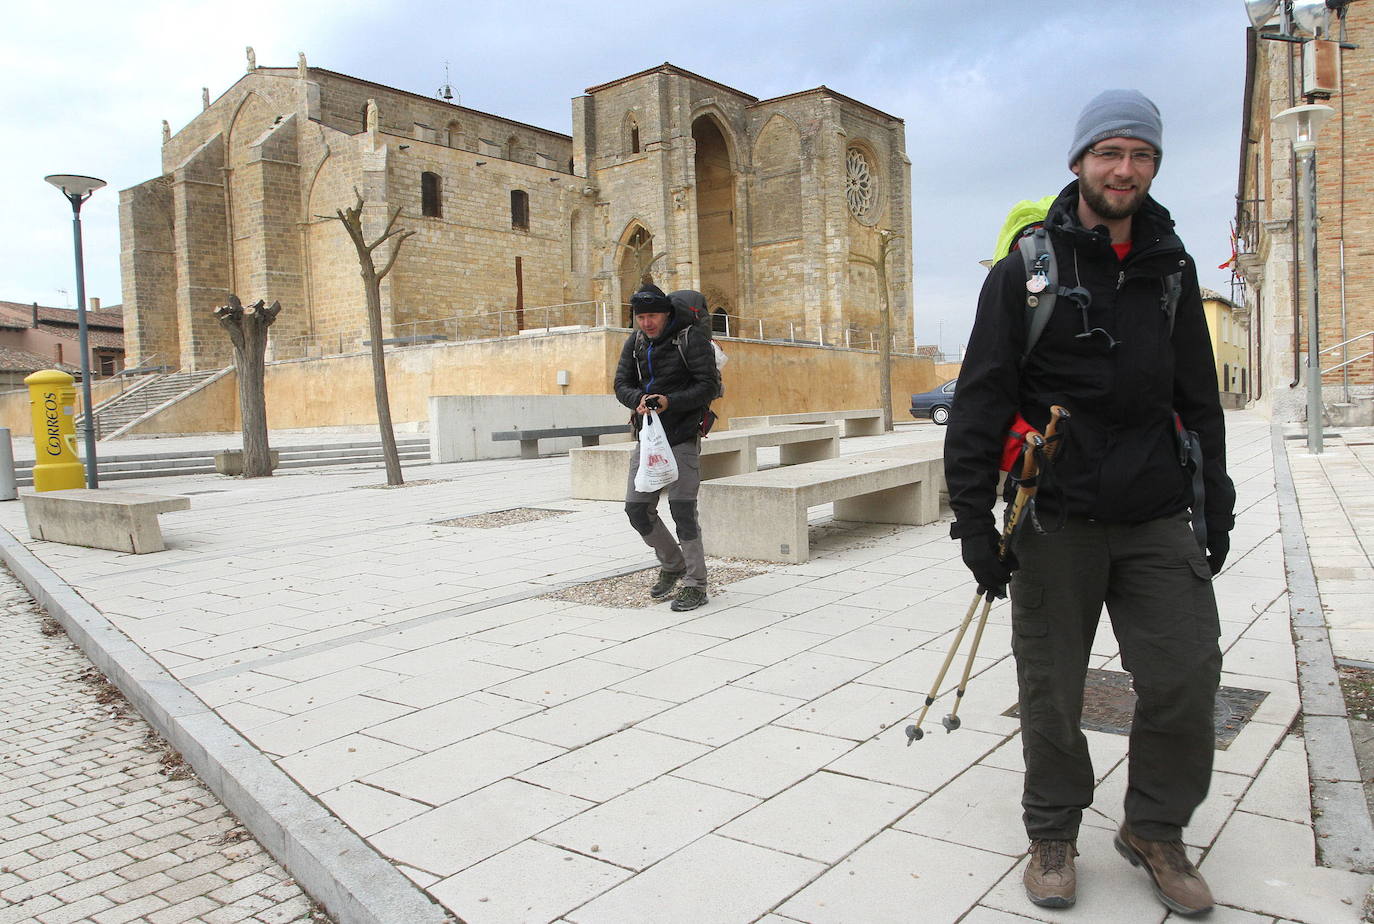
[1270,425,1374,873]
[0,525,451,924]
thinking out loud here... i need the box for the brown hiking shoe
[1024,838,1077,908]
[1114,824,1213,916]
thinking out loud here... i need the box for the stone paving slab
[0,415,1371,922]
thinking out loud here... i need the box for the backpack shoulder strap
[1017,226,1057,361]
[1162,270,1183,335]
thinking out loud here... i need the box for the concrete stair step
[14,439,431,486]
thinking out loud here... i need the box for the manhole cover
[1004,668,1268,750]
[435,507,570,529]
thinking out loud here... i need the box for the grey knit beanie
[1067,89,1163,169]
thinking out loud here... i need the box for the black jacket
[944,181,1236,537]
[614,304,718,446]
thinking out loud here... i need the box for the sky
[2,0,1252,356]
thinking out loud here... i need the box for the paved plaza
[0,409,1371,923]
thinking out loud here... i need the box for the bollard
[24,370,85,492]
[0,428,15,500]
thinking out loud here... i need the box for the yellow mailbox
[25,370,85,492]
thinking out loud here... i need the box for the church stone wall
[122,59,914,375]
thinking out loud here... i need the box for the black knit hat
[630,284,672,315]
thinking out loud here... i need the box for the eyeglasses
[1086,147,1160,168]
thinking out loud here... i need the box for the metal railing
[1235,197,1264,258]
[1318,330,1374,402]
[265,300,922,360]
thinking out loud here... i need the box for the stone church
[121,53,912,371]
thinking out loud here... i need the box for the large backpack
[1001,204,1183,363]
[666,289,726,399]
[667,290,713,340]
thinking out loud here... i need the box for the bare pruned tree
[323,189,415,486]
[214,295,281,477]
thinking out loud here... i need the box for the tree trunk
[328,191,413,487]
[876,254,894,432]
[361,264,403,485]
[214,295,280,477]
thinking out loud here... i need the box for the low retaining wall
[430,394,629,462]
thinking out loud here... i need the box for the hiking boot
[649,569,684,599]
[1023,839,1077,908]
[670,585,708,612]
[1114,824,1213,916]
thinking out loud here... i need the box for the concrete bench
[698,450,942,563]
[569,424,840,501]
[730,408,884,437]
[492,425,630,459]
[21,489,191,554]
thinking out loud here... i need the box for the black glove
[960,527,1018,599]
[1206,526,1230,575]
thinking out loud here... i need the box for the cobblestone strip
[0,570,331,924]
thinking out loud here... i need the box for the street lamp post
[45,174,106,488]
[1271,105,1334,454]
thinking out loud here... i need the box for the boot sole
[1024,888,1075,909]
[1113,833,1212,917]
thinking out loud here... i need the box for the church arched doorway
[617,223,654,327]
[692,115,738,314]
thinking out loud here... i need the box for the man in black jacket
[944,90,1235,917]
[614,284,718,612]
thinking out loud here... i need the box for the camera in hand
[645,396,661,410]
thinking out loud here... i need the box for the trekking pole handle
[998,431,1045,560]
[1043,405,1070,461]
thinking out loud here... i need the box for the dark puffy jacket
[614,303,718,446]
[944,181,1236,537]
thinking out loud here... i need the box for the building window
[421,172,442,218]
[1223,363,1230,392]
[631,124,640,153]
[511,189,529,231]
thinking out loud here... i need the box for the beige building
[1202,288,1249,404]
[1233,2,1373,421]
[0,298,124,384]
[121,54,912,372]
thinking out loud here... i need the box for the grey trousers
[1009,511,1221,842]
[624,438,706,588]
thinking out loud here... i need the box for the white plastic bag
[711,341,728,370]
[634,411,679,492]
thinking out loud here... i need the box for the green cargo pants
[1009,511,1221,842]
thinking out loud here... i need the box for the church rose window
[845,147,876,221]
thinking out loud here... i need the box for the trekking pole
[905,431,1042,743]
[938,405,1069,734]
[905,406,1070,744]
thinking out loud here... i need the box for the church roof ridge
[245,66,572,141]
[751,85,903,123]
[584,62,759,101]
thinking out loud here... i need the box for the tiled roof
[0,301,124,330]
[0,345,82,375]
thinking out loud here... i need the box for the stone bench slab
[698,451,941,563]
[21,489,191,554]
[569,424,839,501]
[730,408,884,437]
[492,425,630,459]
